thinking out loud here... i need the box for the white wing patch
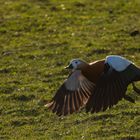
[105,55,132,72]
[65,71,81,91]
[65,70,94,91]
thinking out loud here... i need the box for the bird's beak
[65,64,73,69]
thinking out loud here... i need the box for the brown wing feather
[46,70,95,116]
[69,93,75,114]
[86,70,130,113]
[63,94,70,116]
[73,91,79,111]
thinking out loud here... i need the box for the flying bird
[45,55,140,116]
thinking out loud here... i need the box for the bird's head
[65,59,88,72]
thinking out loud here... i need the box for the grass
[0,0,140,139]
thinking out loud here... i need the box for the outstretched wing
[46,70,95,116]
[86,64,137,113]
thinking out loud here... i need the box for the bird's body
[45,55,140,116]
[82,59,105,83]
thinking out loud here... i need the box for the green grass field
[0,0,140,139]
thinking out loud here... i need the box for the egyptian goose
[45,55,140,116]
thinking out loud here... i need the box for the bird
[45,55,140,116]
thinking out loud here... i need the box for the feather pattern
[46,70,95,116]
[86,68,131,113]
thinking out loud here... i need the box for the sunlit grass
[0,0,140,139]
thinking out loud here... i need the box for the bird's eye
[75,61,78,64]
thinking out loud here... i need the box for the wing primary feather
[52,101,59,113]
[115,78,123,100]
[61,94,67,116]
[53,85,66,114]
[92,81,105,113]
[80,84,90,99]
[69,93,75,114]
[87,79,104,113]
[58,94,66,116]
[96,80,106,112]
[76,89,83,107]
[111,78,118,106]
[83,80,94,95]
[47,101,54,110]
[63,93,69,116]
[67,93,70,115]
[73,91,80,111]
[86,93,94,112]
[109,80,115,107]
[102,80,110,111]
[116,76,126,99]
[47,101,55,112]
[81,85,92,99]
[78,86,88,105]
[94,87,104,113]
[107,73,119,109]
[57,86,69,116]
[117,80,124,100]
[111,73,117,107]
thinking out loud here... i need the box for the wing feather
[109,82,114,108]
[94,88,103,112]
[86,68,132,113]
[63,94,69,116]
[102,82,110,111]
[56,87,66,115]
[73,91,79,111]
[69,93,75,114]
[46,70,95,116]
